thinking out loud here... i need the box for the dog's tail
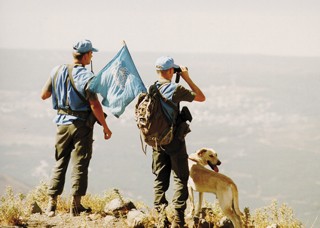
[231,184,244,217]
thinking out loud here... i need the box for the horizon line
[1,47,320,59]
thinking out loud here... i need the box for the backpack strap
[66,64,88,104]
[139,131,148,155]
[53,64,91,119]
[151,82,179,125]
[53,64,88,106]
[53,65,64,107]
[151,82,177,110]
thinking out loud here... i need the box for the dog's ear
[197,148,207,157]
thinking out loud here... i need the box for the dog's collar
[188,157,198,163]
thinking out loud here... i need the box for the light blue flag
[89,43,147,117]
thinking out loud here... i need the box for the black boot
[171,209,185,228]
[46,195,57,217]
[159,215,170,228]
[154,206,170,228]
[70,195,92,216]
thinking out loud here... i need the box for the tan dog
[187,148,243,228]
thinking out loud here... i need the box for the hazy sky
[0,0,319,56]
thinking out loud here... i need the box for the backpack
[135,82,178,153]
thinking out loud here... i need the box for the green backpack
[135,82,177,153]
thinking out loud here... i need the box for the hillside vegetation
[0,182,303,227]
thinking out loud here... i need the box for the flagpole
[91,60,94,73]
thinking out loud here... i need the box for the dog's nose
[218,160,221,165]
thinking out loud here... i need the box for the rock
[104,198,136,217]
[193,217,211,228]
[199,207,211,219]
[219,216,234,228]
[104,215,118,227]
[127,209,148,228]
[89,213,102,221]
[30,201,42,214]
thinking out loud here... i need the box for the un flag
[89,43,146,117]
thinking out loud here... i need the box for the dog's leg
[223,207,242,228]
[195,192,203,217]
[187,186,195,218]
[217,190,243,228]
[231,184,244,218]
[230,184,243,227]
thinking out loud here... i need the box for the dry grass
[252,200,303,228]
[0,187,29,226]
[0,182,303,227]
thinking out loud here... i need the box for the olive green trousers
[48,120,93,197]
[152,135,189,212]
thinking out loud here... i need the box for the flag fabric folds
[89,44,146,117]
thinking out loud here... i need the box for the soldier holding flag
[41,39,112,217]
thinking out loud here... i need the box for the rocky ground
[27,213,109,228]
[25,212,228,228]
[22,198,230,228]
[23,197,147,228]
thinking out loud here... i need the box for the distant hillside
[0,174,31,195]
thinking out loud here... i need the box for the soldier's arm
[179,66,205,102]
[41,76,52,100]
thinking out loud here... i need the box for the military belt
[57,108,90,119]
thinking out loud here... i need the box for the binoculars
[174,67,188,83]
[174,67,182,73]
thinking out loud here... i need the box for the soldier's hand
[103,128,112,140]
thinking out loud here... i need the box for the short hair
[156,68,171,74]
[72,51,85,61]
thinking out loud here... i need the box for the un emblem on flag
[110,60,129,90]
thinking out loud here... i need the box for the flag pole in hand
[91,61,94,73]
